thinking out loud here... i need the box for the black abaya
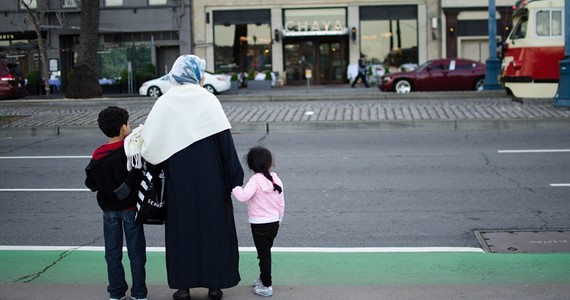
[164,129,244,289]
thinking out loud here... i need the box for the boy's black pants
[251,221,280,287]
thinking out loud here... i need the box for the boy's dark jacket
[85,141,142,211]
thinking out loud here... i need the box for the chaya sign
[284,20,345,33]
[283,8,348,37]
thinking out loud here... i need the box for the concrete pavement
[1,85,570,137]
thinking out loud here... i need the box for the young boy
[85,106,147,300]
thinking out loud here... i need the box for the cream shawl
[125,84,231,169]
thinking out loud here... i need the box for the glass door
[317,41,344,84]
[284,37,346,85]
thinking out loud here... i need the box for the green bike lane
[1,247,570,299]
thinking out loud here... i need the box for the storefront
[211,8,349,85]
[197,1,436,86]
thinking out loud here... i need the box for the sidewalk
[1,85,570,137]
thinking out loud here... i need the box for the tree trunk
[65,0,102,98]
[22,1,50,96]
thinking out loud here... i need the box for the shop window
[62,0,78,8]
[105,0,122,7]
[360,19,418,68]
[149,0,167,5]
[20,0,37,9]
[214,23,271,74]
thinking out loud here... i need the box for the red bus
[501,0,565,98]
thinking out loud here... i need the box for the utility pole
[554,0,570,106]
[483,0,502,90]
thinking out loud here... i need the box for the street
[1,129,569,249]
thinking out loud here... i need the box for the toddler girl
[232,146,285,297]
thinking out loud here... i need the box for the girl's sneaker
[254,285,273,297]
[253,278,263,288]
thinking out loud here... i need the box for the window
[62,0,79,8]
[20,0,37,9]
[360,19,418,66]
[510,16,528,39]
[212,10,272,73]
[536,10,563,37]
[105,0,122,7]
[149,0,167,5]
[214,23,271,73]
[359,6,418,67]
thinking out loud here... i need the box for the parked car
[378,58,486,93]
[0,61,26,100]
[139,72,231,97]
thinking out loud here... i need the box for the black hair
[97,106,129,138]
[246,146,282,194]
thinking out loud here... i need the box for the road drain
[474,230,570,253]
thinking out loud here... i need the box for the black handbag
[136,167,166,225]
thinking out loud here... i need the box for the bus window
[552,11,562,36]
[536,10,563,37]
[510,17,528,39]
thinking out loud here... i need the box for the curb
[3,118,569,138]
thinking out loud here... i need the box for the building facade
[0,0,516,90]
[192,0,442,85]
[0,0,191,91]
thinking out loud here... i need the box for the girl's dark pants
[251,221,280,287]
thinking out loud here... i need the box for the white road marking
[0,246,484,253]
[498,149,570,153]
[550,184,570,187]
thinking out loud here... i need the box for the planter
[230,81,239,92]
[247,80,272,90]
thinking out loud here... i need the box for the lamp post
[484,0,502,90]
[554,0,570,106]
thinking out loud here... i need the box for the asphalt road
[1,129,569,250]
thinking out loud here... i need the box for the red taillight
[0,74,15,81]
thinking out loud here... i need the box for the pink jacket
[232,172,285,224]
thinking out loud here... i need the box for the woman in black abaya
[125,55,244,300]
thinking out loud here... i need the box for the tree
[65,0,101,98]
[20,0,50,96]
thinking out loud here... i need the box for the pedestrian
[85,106,147,300]
[124,54,244,300]
[351,54,370,88]
[232,146,285,297]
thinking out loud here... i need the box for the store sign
[284,20,345,33]
[0,34,15,40]
[283,8,347,36]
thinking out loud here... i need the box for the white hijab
[125,55,231,169]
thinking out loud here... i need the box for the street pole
[484,0,502,90]
[554,0,570,106]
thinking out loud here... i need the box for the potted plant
[230,73,239,92]
[247,70,272,90]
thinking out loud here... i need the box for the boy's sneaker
[253,278,263,288]
[254,285,273,297]
[130,297,147,300]
[110,297,126,300]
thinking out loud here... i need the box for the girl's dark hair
[97,106,129,138]
[246,146,282,194]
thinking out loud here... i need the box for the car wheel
[204,84,217,94]
[394,79,412,93]
[147,86,162,98]
[474,78,485,92]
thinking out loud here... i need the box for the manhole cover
[474,230,570,253]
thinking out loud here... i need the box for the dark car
[378,58,486,93]
[0,61,26,100]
